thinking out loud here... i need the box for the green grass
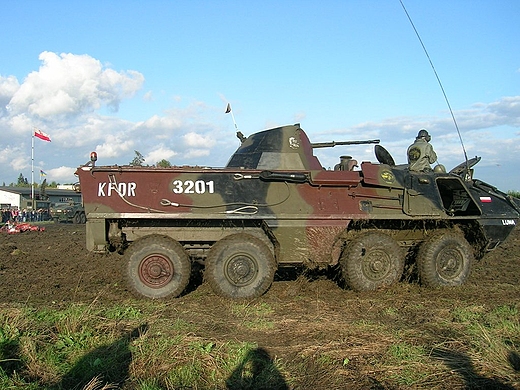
[230,302,275,330]
[0,300,518,389]
[0,302,287,389]
[449,304,520,380]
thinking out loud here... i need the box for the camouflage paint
[76,124,520,262]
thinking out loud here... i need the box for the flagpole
[230,110,238,133]
[225,103,246,142]
[31,132,34,204]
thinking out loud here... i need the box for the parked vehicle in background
[51,202,86,224]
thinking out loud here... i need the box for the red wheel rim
[138,254,174,288]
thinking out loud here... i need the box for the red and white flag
[34,128,51,142]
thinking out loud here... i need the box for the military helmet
[417,129,431,142]
[433,164,446,173]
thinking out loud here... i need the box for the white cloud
[183,149,211,159]
[0,145,31,172]
[0,75,20,114]
[136,114,182,132]
[485,96,520,123]
[145,145,178,165]
[46,166,77,183]
[0,145,30,172]
[57,115,136,148]
[6,51,144,118]
[182,132,216,148]
[6,113,33,136]
[10,155,29,172]
[95,134,134,159]
[143,91,153,101]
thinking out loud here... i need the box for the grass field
[1,283,519,389]
[0,213,519,389]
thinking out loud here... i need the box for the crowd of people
[1,208,49,223]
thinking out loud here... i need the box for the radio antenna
[399,0,469,171]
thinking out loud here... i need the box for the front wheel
[417,231,473,287]
[126,235,191,299]
[206,234,276,299]
[340,231,404,291]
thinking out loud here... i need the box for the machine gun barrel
[311,139,380,148]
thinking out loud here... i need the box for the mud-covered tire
[417,231,473,287]
[79,212,86,224]
[126,235,191,299]
[73,213,81,224]
[206,233,276,299]
[340,232,404,292]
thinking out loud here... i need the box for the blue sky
[1,0,519,190]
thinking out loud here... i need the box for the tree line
[2,150,171,188]
[2,174,60,189]
[129,150,171,167]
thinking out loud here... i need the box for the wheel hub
[363,249,391,281]
[234,261,250,278]
[225,254,257,286]
[437,247,462,279]
[139,254,173,289]
[149,264,163,278]
[370,260,384,272]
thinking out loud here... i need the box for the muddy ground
[1,223,519,389]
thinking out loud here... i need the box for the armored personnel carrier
[75,124,520,300]
[51,202,86,224]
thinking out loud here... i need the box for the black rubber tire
[126,235,191,299]
[73,213,81,224]
[417,231,473,287]
[79,212,86,224]
[206,233,276,299]
[340,231,404,292]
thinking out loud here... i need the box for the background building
[0,186,82,211]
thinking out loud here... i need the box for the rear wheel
[340,232,404,291]
[126,235,191,299]
[206,234,276,299]
[417,231,473,287]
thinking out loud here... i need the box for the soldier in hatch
[407,129,437,172]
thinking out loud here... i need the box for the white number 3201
[172,180,215,194]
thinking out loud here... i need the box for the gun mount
[311,139,380,148]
